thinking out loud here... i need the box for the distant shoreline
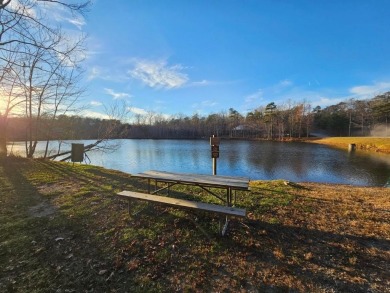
[220,136,390,154]
[304,137,390,154]
[218,136,389,153]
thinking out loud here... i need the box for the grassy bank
[309,137,390,154]
[0,158,389,292]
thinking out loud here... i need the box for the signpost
[210,135,220,175]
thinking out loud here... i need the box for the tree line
[5,91,390,144]
[128,93,389,139]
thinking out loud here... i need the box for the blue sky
[76,0,390,119]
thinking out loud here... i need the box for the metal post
[210,134,220,176]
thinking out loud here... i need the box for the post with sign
[210,135,220,175]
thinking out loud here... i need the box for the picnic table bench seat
[117,190,246,218]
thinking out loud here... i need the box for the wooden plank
[133,170,250,190]
[144,170,249,185]
[117,191,246,218]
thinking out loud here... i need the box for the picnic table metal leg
[221,217,230,236]
[228,187,233,207]
[221,187,233,236]
[147,179,151,194]
[226,188,229,206]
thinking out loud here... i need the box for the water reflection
[9,139,390,186]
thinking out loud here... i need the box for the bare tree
[146,110,156,125]
[0,47,25,155]
[354,100,371,136]
[42,48,86,158]
[0,0,90,44]
[16,25,86,158]
[0,0,90,157]
[303,102,312,138]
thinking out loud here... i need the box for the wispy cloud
[130,107,148,116]
[243,79,336,110]
[192,100,218,108]
[104,88,131,100]
[41,2,86,29]
[269,79,294,94]
[201,100,217,107]
[191,99,218,114]
[87,67,102,81]
[10,0,86,30]
[86,66,128,83]
[66,17,86,30]
[185,80,211,87]
[127,107,172,124]
[245,89,263,104]
[90,100,102,107]
[314,97,345,107]
[87,67,116,81]
[185,79,241,88]
[240,89,264,112]
[243,79,390,112]
[129,59,189,89]
[81,110,109,120]
[349,81,390,98]
[278,79,293,88]
[8,1,36,17]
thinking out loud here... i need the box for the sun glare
[0,95,7,114]
[0,94,24,116]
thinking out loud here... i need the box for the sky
[70,0,390,119]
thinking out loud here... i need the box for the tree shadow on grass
[34,160,151,193]
[218,218,390,292]
[0,158,147,292]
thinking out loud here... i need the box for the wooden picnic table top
[132,170,250,190]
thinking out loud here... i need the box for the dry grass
[0,157,389,292]
[309,137,390,154]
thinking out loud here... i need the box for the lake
[9,139,390,186]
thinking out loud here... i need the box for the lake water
[9,139,390,187]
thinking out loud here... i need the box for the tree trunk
[0,120,7,157]
[0,137,6,157]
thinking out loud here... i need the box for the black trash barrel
[71,143,84,162]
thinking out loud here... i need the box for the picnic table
[131,170,250,207]
[118,170,250,235]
